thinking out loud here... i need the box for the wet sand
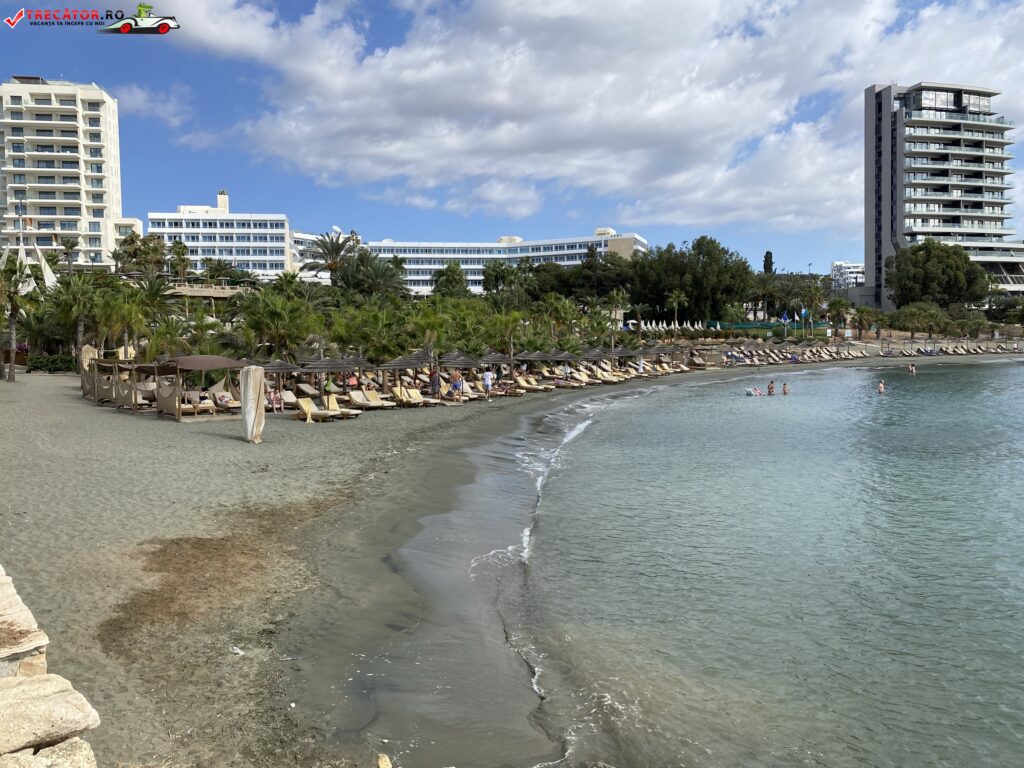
[0,351,1018,766]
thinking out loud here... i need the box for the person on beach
[265,384,284,412]
[878,379,885,394]
[346,372,358,389]
[451,369,464,402]
[767,380,775,396]
[482,367,494,401]
[428,368,440,395]
[782,382,790,396]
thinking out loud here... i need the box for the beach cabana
[153,355,246,421]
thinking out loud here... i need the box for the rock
[0,675,100,754]
[377,754,392,768]
[0,737,97,767]
[0,575,50,675]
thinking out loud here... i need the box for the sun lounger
[525,376,555,391]
[391,386,423,407]
[363,388,398,408]
[323,394,362,418]
[404,387,442,405]
[346,390,385,410]
[280,389,301,409]
[292,397,340,423]
[296,382,321,398]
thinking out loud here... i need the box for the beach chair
[363,388,398,408]
[291,397,340,423]
[325,397,366,421]
[211,390,242,413]
[346,390,384,410]
[404,387,442,406]
[296,382,321,398]
[391,386,422,407]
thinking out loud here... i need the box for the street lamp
[807,262,812,275]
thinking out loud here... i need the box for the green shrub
[26,353,76,373]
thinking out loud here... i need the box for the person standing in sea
[878,379,885,394]
[767,380,775,396]
[782,382,790,396]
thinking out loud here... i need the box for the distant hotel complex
[863,81,1024,309]
[364,229,648,295]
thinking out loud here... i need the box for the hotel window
[36,161,55,169]
[37,222,54,230]
[90,194,103,203]
[37,191,56,200]
[34,97,51,105]
[88,133,100,142]
[60,130,76,137]
[88,222,100,233]
[185,235,198,242]
[60,221,76,231]
[35,129,53,137]
[166,220,181,228]
[61,176,76,184]
[37,175,54,184]
[150,220,165,228]
[89,148,102,158]
[89,163,103,173]
[9,110,23,119]
[11,142,24,152]
[59,98,75,107]
[61,161,78,169]
[185,220,201,228]
[38,207,57,215]
[202,235,217,242]
[10,127,23,137]
[88,118,100,127]
[37,236,53,246]
[33,113,53,121]
[88,237,100,247]
[86,102,100,111]
[9,96,21,105]
[63,207,81,215]
[90,209,102,219]
[11,159,25,168]
[59,115,75,122]
[89,179,102,188]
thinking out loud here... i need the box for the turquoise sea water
[307,361,1024,767]
[507,362,1024,766]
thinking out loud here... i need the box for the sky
[4,0,1024,273]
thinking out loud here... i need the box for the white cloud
[171,0,1024,233]
[113,83,193,128]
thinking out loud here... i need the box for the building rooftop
[906,81,1001,97]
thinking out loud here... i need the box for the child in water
[782,382,790,396]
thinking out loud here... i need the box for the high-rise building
[147,190,293,281]
[0,75,124,269]
[864,82,1024,309]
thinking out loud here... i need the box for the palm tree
[432,262,471,298]
[721,303,746,337]
[752,271,777,321]
[115,290,148,359]
[355,253,408,299]
[168,240,191,280]
[826,297,851,336]
[852,306,878,340]
[135,275,177,318]
[1,258,34,382]
[666,288,688,328]
[50,274,97,366]
[300,230,361,288]
[60,236,78,278]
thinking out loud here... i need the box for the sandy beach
[0,350,1019,766]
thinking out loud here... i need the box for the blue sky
[4,0,1023,273]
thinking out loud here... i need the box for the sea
[297,361,1024,767]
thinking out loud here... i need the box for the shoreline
[1,353,1020,766]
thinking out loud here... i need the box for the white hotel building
[147,191,292,281]
[0,75,139,268]
[362,228,648,295]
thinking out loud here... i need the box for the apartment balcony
[905,128,1013,145]
[0,118,79,128]
[905,190,1008,201]
[905,206,1012,218]
[905,110,1014,128]
[904,160,1005,172]
[906,224,1015,236]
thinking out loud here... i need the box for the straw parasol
[439,349,481,368]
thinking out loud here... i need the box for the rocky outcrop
[0,566,48,679]
[0,565,98,767]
